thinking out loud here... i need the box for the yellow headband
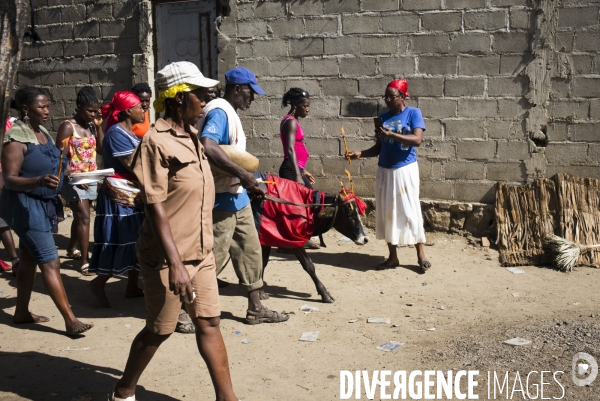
[153,83,200,112]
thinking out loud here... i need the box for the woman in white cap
[110,61,239,401]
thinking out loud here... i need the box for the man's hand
[239,171,266,199]
[347,150,361,160]
[168,262,194,303]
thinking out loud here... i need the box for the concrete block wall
[16,0,152,133]
[221,0,600,204]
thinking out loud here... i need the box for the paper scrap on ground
[512,293,520,297]
[299,331,319,342]
[300,305,319,312]
[339,237,351,242]
[367,317,390,324]
[377,341,404,352]
[348,319,358,323]
[437,306,445,310]
[504,337,532,346]
[241,338,250,344]
[506,267,524,274]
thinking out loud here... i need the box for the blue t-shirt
[200,108,250,211]
[103,124,140,175]
[377,107,426,169]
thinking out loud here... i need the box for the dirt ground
[0,216,598,401]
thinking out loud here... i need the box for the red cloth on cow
[259,174,325,248]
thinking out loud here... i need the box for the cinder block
[445,161,486,180]
[17,72,41,86]
[487,162,526,181]
[239,59,271,77]
[99,21,125,37]
[444,119,485,139]
[407,77,444,97]
[115,37,140,55]
[421,180,453,200]
[285,79,320,96]
[488,120,526,140]
[497,98,528,118]
[63,41,88,57]
[236,42,254,59]
[459,55,500,76]
[550,78,569,99]
[591,100,600,119]
[418,159,432,179]
[419,139,456,159]
[360,37,398,55]
[445,0,486,9]
[449,33,491,54]
[113,1,135,18]
[545,143,588,165]
[458,99,497,118]
[325,118,362,138]
[290,38,323,56]
[549,100,589,120]
[246,137,272,156]
[573,78,600,98]
[488,77,528,97]
[251,119,279,137]
[444,78,485,97]
[257,157,286,175]
[418,56,457,75]
[499,55,524,75]
[86,3,112,20]
[379,57,415,75]
[49,23,74,40]
[588,145,600,166]
[342,15,380,35]
[380,14,420,33]
[340,58,377,76]
[305,138,341,156]
[270,59,302,76]
[21,43,38,60]
[324,0,360,14]
[418,98,457,118]
[454,181,496,203]
[421,12,462,32]
[546,122,569,141]
[362,0,400,12]
[323,157,360,176]
[558,6,599,28]
[305,98,340,118]
[238,21,268,38]
[324,37,360,55]
[305,17,339,36]
[493,32,529,53]
[239,98,270,117]
[39,71,63,86]
[88,69,115,83]
[61,5,86,22]
[424,119,443,139]
[574,31,600,52]
[322,79,359,96]
[88,40,115,56]
[510,10,531,30]
[269,18,304,37]
[464,11,507,31]
[456,140,496,160]
[289,1,323,16]
[303,58,339,76]
[496,141,530,161]
[341,99,378,117]
[571,124,599,142]
[254,1,287,18]
[38,43,63,58]
[555,32,574,52]
[411,35,450,54]
[361,158,379,176]
[358,77,394,96]
[254,40,289,58]
[403,0,442,10]
[490,0,528,6]
[546,165,600,181]
[572,55,593,75]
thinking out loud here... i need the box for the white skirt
[376,162,426,246]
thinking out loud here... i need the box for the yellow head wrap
[153,83,200,113]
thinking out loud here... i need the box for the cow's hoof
[259,290,270,300]
[320,292,335,303]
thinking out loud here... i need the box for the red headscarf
[387,79,410,107]
[101,91,141,131]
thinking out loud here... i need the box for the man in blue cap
[198,67,289,325]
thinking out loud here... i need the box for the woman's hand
[347,150,361,160]
[93,108,103,128]
[39,174,60,190]
[168,262,194,303]
[304,171,316,184]
[377,127,394,139]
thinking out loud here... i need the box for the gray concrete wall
[15,0,600,207]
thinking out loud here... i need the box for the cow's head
[319,193,369,245]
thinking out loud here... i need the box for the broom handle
[581,243,600,253]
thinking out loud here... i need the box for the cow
[251,173,369,303]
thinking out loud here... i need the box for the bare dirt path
[0,217,598,400]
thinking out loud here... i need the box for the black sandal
[419,260,432,272]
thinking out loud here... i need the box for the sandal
[66,249,82,260]
[108,384,135,401]
[175,309,195,334]
[80,263,94,276]
[419,260,432,272]
[246,308,289,325]
[375,261,400,270]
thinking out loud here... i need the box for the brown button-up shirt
[133,118,215,266]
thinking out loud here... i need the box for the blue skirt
[89,189,145,276]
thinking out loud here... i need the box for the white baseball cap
[155,61,219,90]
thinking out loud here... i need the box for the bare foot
[13,312,50,324]
[90,279,111,307]
[124,287,144,298]
[66,319,94,336]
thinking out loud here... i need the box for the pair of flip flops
[108,385,135,401]
[375,260,432,272]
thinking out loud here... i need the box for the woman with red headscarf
[89,91,146,307]
[348,79,431,273]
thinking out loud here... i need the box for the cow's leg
[292,248,334,303]
[259,246,271,300]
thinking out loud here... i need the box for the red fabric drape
[101,91,141,131]
[387,79,410,98]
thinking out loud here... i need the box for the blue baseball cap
[224,67,265,95]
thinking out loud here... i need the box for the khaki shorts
[141,252,220,335]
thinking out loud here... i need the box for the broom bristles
[543,235,581,272]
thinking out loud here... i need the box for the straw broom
[543,235,600,272]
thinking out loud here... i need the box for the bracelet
[37,176,43,187]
